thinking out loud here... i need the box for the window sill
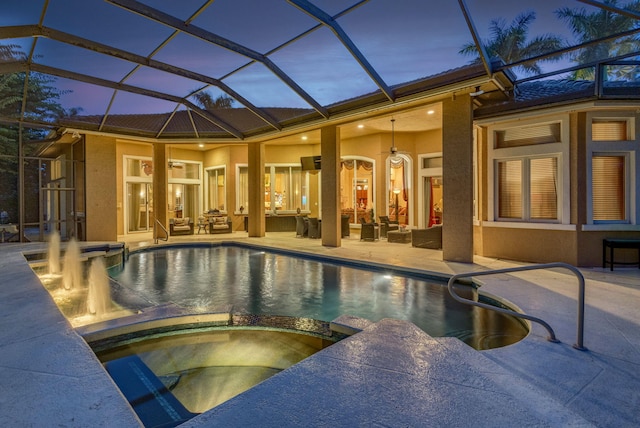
[582,224,640,231]
[482,221,576,231]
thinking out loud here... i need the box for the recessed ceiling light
[357,124,364,129]
[198,143,204,148]
[427,110,435,115]
[301,135,308,141]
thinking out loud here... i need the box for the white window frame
[167,159,203,219]
[122,155,153,235]
[487,115,571,230]
[204,165,226,213]
[385,153,413,226]
[265,163,308,214]
[236,164,248,213]
[340,156,376,224]
[418,152,442,229]
[584,111,639,231]
[494,155,561,222]
[473,127,479,223]
[236,163,311,214]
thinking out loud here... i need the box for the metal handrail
[447,262,586,351]
[153,218,169,244]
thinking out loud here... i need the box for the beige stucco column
[85,136,117,241]
[442,94,474,263]
[247,142,265,237]
[321,125,341,247]
[152,143,168,234]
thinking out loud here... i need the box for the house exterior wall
[80,99,639,268]
[479,227,579,264]
[474,105,640,267]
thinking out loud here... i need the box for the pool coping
[1,237,639,426]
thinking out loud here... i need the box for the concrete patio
[0,231,638,427]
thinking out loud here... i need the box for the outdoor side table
[387,230,411,243]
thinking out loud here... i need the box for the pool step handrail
[154,218,169,244]
[447,262,586,351]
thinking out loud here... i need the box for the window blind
[498,160,522,218]
[495,123,560,148]
[592,120,628,141]
[592,155,625,220]
[530,157,557,220]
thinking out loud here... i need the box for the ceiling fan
[386,118,409,158]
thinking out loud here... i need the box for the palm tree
[0,43,70,222]
[459,10,564,75]
[192,91,234,110]
[555,0,640,80]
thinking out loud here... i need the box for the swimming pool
[95,326,335,425]
[109,244,526,350]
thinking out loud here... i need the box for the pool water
[110,245,526,350]
[97,328,333,420]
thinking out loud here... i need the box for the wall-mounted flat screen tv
[300,156,321,171]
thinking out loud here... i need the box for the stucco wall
[85,136,117,241]
[479,227,579,265]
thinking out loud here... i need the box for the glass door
[423,176,443,227]
[127,183,153,232]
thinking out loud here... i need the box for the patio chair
[308,217,321,239]
[169,217,194,236]
[379,215,399,238]
[295,215,308,237]
[196,216,207,234]
[341,214,351,238]
[411,225,442,249]
[359,218,379,241]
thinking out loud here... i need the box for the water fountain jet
[62,238,82,290]
[48,231,61,275]
[87,257,111,316]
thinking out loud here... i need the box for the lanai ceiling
[1,0,639,142]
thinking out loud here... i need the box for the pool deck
[1,231,639,427]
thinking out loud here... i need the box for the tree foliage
[459,11,564,75]
[460,3,640,81]
[0,43,73,220]
[555,0,640,80]
[192,91,235,110]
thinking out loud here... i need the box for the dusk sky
[1,0,609,116]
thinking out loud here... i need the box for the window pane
[274,167,289,211]
[168,183,198,219]
[126,158,142,177]
[340,160,355,221]
[422,157,442,168]
[340,159,374,223]
[238,166,248,212]
[216,172,225,211]
[264,167,271,210]
[592,155,625,221]
[496,123,560,148]
[206,168,225,211]
[592,120,627,141]
[530,158,558,220]
[288,167,305,211]
[356,160,374,223]
[126,158,152,178]
[168,162,199,179]
[497,160,522,219]
[389,158,407,223]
